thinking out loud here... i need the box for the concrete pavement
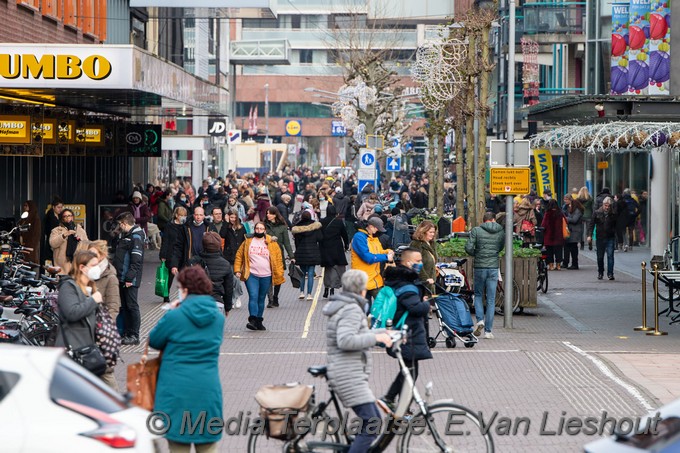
[112,247,680,452]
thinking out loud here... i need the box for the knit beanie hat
[202,231,222,253]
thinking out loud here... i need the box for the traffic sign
[367,135,384,150]
[227,130,242,144]
[359,148,376,168]
[489,168,531,195]
[386,157,401,172]
[358,179,376,192]
[357,168,377,181]
[489,140,531,167]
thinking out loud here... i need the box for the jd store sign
[208,118,228,137]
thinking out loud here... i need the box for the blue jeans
[245,275,272,317]
[349,402,381,453]
[596,237,615,276]
[473,268,498,332]
[299,265,315,295]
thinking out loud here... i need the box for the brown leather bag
[255,383,314,440]
[126,339,162,411]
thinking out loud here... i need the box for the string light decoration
[412,35,467,110]
[330,77,377,146]
[531,121,680,152]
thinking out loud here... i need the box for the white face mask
[98,259,108,273]
[87,265,102,281]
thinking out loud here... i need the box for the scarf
[64,222,78,261]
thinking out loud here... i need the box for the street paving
[114,247,680,452]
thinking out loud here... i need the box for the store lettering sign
[0,115,30,144]
[0,54,112,81]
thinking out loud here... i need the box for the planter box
[439,256,538,308]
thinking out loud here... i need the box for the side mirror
[20,211,29,220]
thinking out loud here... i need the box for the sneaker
[234,298,242,309]
[473,320,485,337]
[483,332,494,339]
[608,275,615,280]
[299,293,305,300]
[307,294,314,301]
[121,335,140,346]
[597,273,603,280]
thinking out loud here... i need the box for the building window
[242,18,278,28]
[300,49,313,64]
[80,0,95,35]
[41,0,60,19]
[329,14,366,29]
[63,0,77,27]
[291,15,301,29]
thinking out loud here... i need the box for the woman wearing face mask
[234,222,284,331]
[265,207,294,308]
[409,221,439,295]
[174,191,190,211]
[49,209,89,274]
[55,250,105,376]
[380,248,432,410]
[225,210,247,309]
[77,240,121,390]
[159,207,187,301]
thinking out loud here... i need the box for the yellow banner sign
[533,149,555,197]
[75,125,104,146]
[490,168,531,195]
[0,115,31,144]
[32,119,57,144]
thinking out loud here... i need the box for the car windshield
[49,357,127,414]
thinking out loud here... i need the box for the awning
[0,44,229,118]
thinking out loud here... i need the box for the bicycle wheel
[399,402,494,453]
[494,280,520,315]
[22,327,56,347]
[247,417,342,453]
[537,265,549,293]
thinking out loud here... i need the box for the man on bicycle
[323,269,393,452]
[465,212,505,339]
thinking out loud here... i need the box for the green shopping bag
[155,262,170,298]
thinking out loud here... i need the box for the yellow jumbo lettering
[56,55,82,79]
[22,55,55,79]
[82,55,112,80]
[0,55,20,78]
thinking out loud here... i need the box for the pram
[428,291,478,348]
[427,259,478,348]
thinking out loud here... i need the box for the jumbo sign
[0,54,112,81]
[0,45,132,89]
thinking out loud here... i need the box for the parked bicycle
[248,327,494,452]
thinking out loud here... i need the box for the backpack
[625,198,640,219]
[370,284,419,329]
[187,256,210,277]
[94,305,121,368]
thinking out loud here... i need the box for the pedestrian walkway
[112,249,680,452]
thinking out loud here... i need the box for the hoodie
[323,291,379,408]
[465,221,505,268]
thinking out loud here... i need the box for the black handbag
[288,264,304,289]
[60,314,107,377]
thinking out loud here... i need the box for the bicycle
[656,236,680,303]
[247,327,494,452]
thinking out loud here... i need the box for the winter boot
[323,288,329,299]
[272,297,279,307]
[330,288,335,297]
[246,316,258,331]
[256,317,267,331]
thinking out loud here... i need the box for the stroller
[427,259,478,349]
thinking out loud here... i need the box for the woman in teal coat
[149,266,225,451]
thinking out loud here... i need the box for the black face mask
[254,232,265,238]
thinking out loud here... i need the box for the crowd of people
[12,166,649,452]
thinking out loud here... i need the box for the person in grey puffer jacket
[465,211,505,339]
[322,269,393,453]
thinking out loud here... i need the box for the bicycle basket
[255,383,314,440]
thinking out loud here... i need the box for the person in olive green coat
[409,220,439,295]
[265,206,294,307]
[465,212,505,339]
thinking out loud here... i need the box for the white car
[0,345,160,452]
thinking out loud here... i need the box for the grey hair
[623,188,631,196]
[341,270,368,295]
[603,196,613,205]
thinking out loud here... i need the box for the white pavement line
[540,293,593,332]
[218,349,521,356]
[301,269,324,339]
[562,341,655,412]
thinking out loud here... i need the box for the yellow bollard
[634,261,653,331]
[647,264,668,336]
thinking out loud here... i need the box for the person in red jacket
[541,198,566,270]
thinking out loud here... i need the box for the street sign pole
[504,0,517,329]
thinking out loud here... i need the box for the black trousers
[385,359,419,402]
[562,243,579,268]
[120,285,140,338]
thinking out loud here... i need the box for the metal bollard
[634,261,653,331]
[647,264,668,336]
